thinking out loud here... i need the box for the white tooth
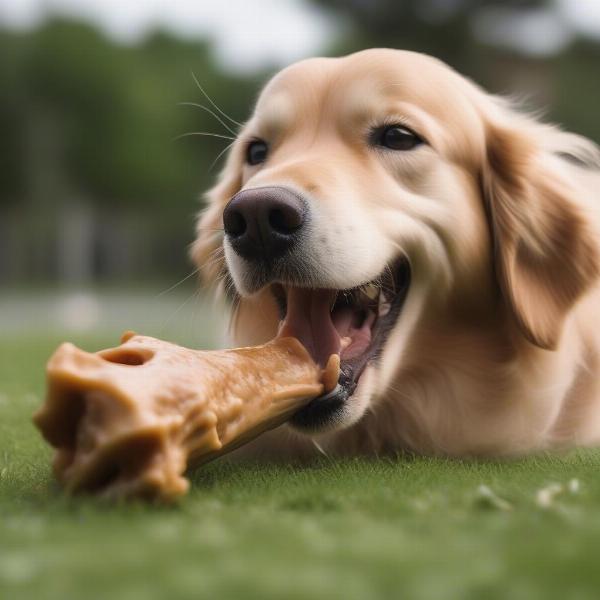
[341,336,352,350]
[378,292,391,316]
[363,284,379,301]
[322,354,341,393]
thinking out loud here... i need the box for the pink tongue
[333,306,374,360]
[278,288,376,366]
[278,288,341,367]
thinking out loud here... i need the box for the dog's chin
[260,257,412,435]
[288,362,378,435]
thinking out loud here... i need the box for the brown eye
[376,125,423,151]
[246,140,268,165]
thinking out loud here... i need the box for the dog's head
[192,49,599,435]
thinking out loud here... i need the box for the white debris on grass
[535,478,580,508]
[474,479,581,513]
[474,484,513,511]
[536,482,564,508]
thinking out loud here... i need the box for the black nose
[222,186,307,261]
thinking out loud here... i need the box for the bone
[33,333,339,502]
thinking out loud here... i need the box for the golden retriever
[191,48,600,458]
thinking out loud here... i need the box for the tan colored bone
[33,333,339,502]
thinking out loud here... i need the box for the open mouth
[271,258,411,431]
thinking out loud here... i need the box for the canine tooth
[340,336,352,350]
[322,354,341,393]
[363,284,379,301]
[378,293,391,317]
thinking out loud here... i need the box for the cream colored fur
[191,49,600,459]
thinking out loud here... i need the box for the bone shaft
[33,335,333,501]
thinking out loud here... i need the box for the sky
[0,0,336,72]
[0,0,599,72]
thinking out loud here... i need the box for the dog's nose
[223,186,306,261]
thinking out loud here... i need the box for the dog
[191,48,600,458]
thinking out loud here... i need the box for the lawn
[2,331,600,599]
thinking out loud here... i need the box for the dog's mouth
[271,258,411,431]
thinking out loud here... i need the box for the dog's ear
[190,150,242,289]
[482,123,599,349]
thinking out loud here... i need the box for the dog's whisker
[192,244,224,267]
[209,140,237,172]
[203,256,226,274]
[190,71,243,127]
[178,101,238,136]
[228,295,242,338]
[155,268,200,298]
[200,249,226,274]
[159,288,199,334]
[173,132,236,142]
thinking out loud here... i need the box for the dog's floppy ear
[190,150,242,288]
[482,123,599,349]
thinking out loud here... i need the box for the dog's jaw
[224,257,411,435]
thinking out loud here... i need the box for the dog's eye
[376,125,423,151]
[246,140,268,165]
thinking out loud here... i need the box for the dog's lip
[271,258,411,431]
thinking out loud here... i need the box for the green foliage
[0,19,262,212]
[0,20,265,281]
[0,30,28,204]
[553,39,600,142]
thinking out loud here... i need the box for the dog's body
[192,49,600,458]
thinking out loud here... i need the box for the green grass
[2,334,600,599]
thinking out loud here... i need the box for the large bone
[33,332,339,501]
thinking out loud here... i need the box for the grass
[2,333,600,599]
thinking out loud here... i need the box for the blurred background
[1,0,599,344]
